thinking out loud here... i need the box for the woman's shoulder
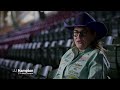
[61,47,79,60]
[61,48,73,59]
[90,49,106,59]
[86,49,104,63]
[89,49,110,67]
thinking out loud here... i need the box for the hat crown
[75,12,96,26]
[64,12,108,40]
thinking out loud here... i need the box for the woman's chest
[63,56,90,79]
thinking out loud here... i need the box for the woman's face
[73,27,96,51]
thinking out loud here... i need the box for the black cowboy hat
[64,12,108,40]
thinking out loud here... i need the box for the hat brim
[65,22,108,40]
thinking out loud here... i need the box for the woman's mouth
[77,41,82,44]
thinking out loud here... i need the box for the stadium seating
[0,11,120,79]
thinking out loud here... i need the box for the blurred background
[0,11,120,79]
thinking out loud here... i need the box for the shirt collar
[72,46,93,55]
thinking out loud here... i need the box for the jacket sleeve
[88,53,110,79]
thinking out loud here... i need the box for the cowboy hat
[64,12,108,40]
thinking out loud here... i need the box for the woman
[53,12,110,79]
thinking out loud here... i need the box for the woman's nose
[76,33,83,38]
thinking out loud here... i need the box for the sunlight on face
[73,27,96,51]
